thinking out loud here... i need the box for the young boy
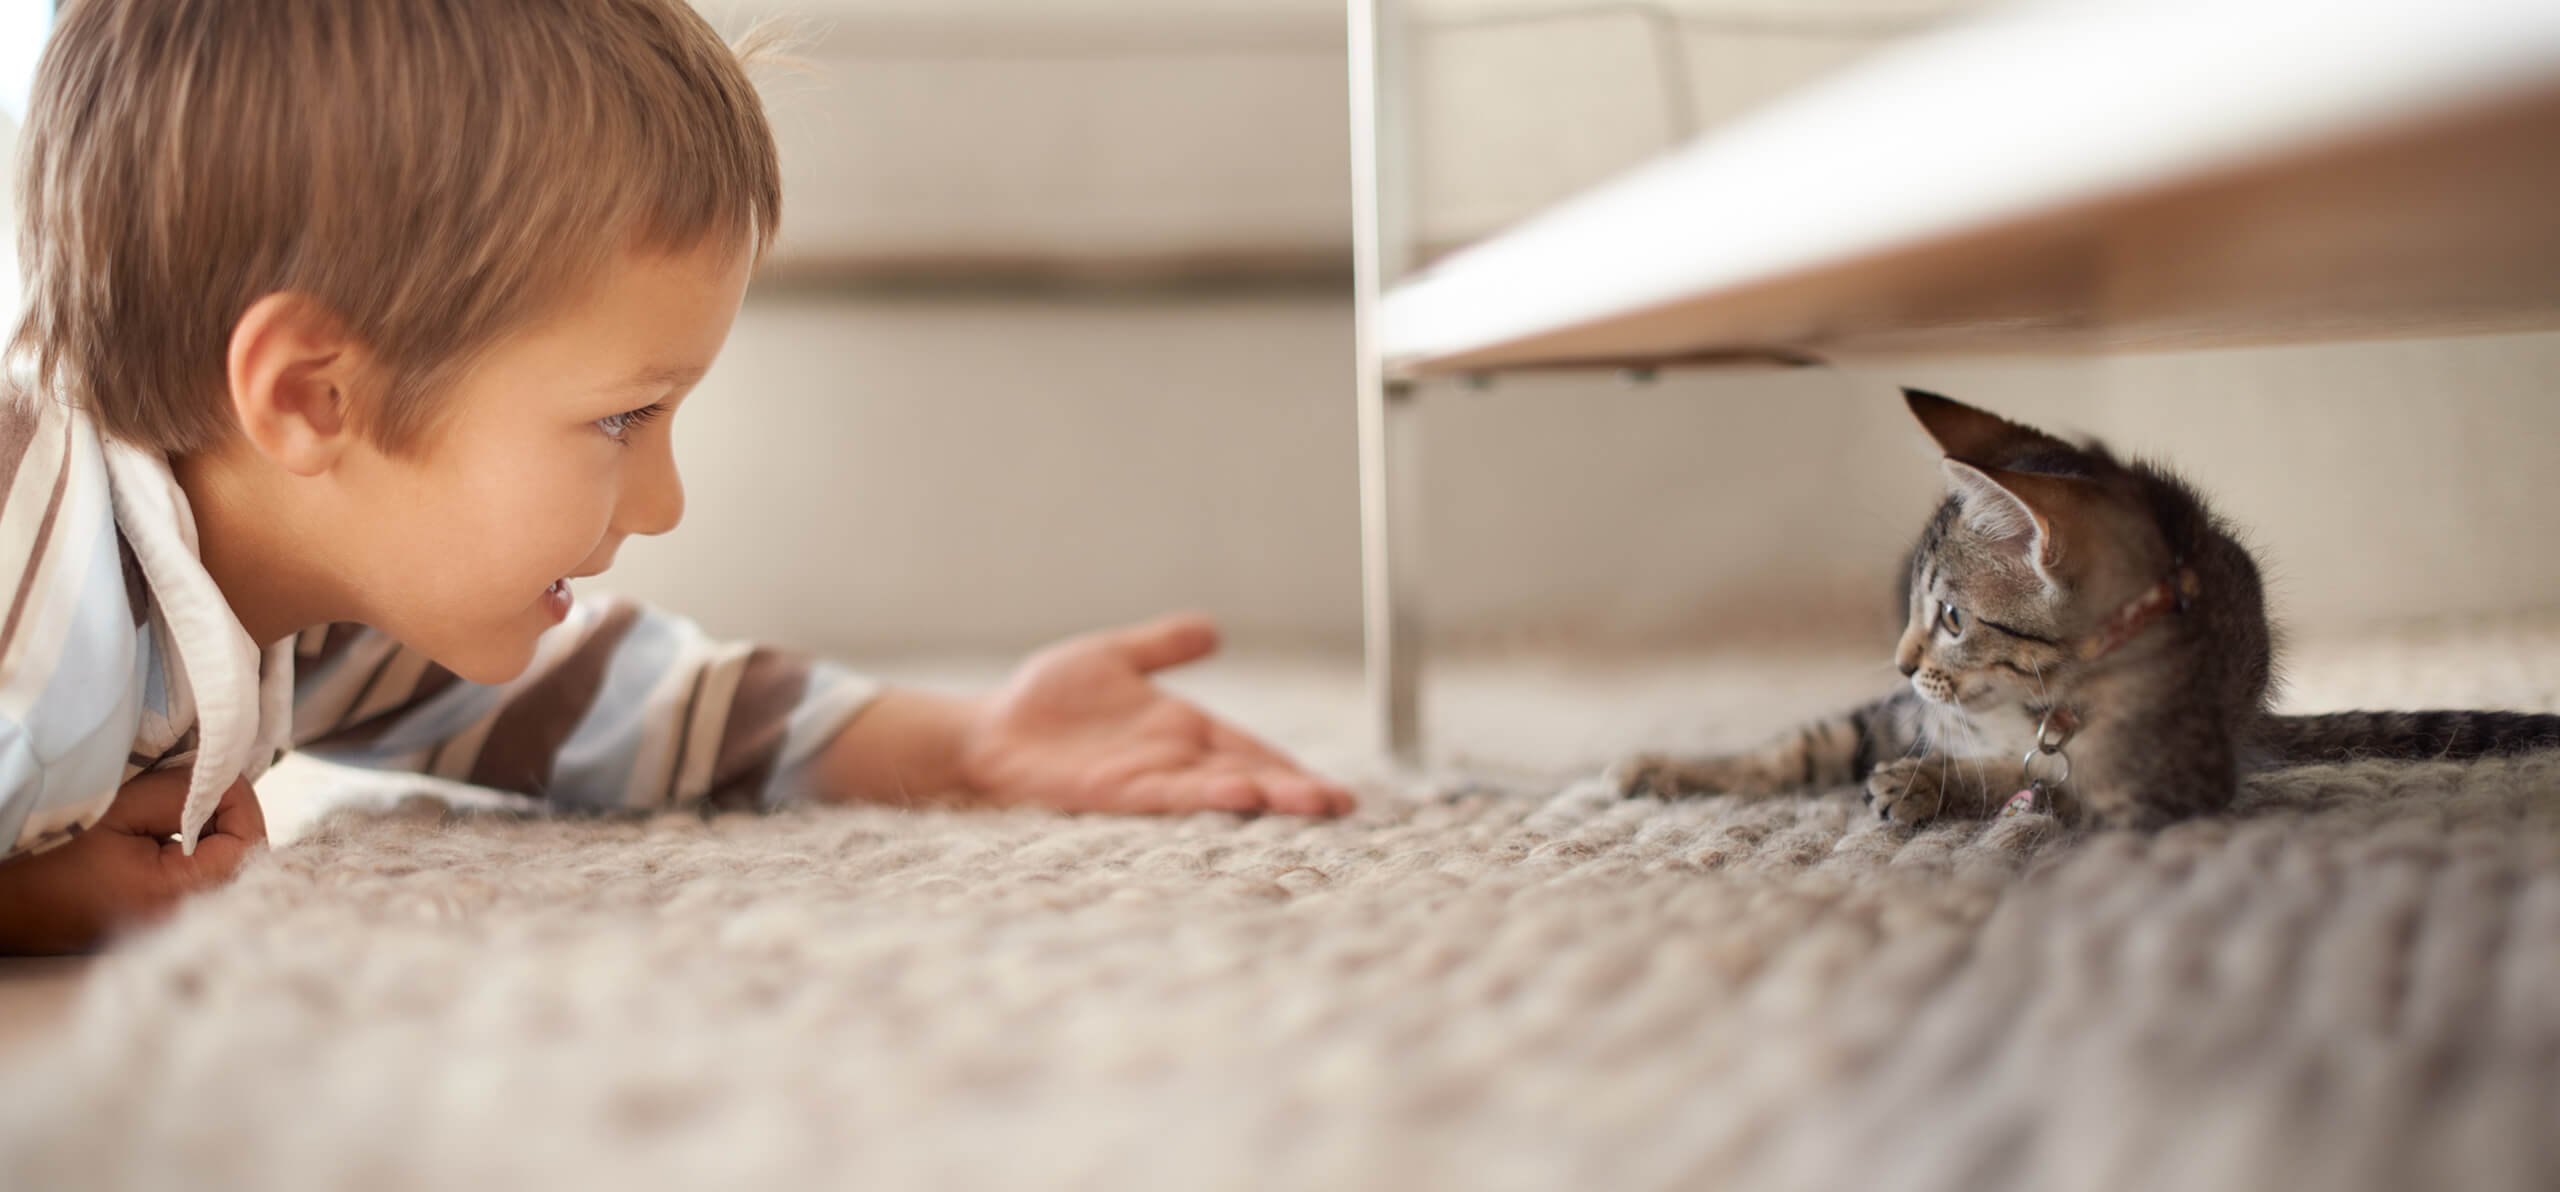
[0,0,1353,955]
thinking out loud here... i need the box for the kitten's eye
[1937,601,1966,638]
[596,402,667,442]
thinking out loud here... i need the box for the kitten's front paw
[1863,758,1946,825]
[1613,754,1744,800]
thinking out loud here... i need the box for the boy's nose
[616,445,685,537]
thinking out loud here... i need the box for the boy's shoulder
[1,382,59,475]
[0,385,148,693]
[2,385,83,579]
[0,388,96,524]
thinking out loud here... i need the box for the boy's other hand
[0,770,267,956]
[962,614,1356,817]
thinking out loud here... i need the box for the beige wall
[11,10,2553,668]
[600,293,2560,661]
[741,0,1975,271]
[668,2,2554,662]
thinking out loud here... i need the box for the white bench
[1351,0,2560,759]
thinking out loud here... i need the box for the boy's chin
[421,627,544,687]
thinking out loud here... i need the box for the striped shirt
[1,387,878,860]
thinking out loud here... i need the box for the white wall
[741,0,1976,271]
[605,293,1366,656]
[0,112,17,334]
[11,2,2550,667]
[622,0,2560,664]
[0,0,44,123]
[600,292,2560,661]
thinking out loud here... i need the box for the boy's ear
[1903,388,2071,465]
[225,293,367,476]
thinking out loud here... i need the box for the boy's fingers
[1202,772,1264,814]
[204,778,268,847]
[1150,765,1344,819]
[1261,773,1353,818]
[159,779,264,890]
[1108,613,1220,674]
[99,769,262,838]
[1207,727,1354,816]
[98,768,191,832]
[170,833,253,891]
[1118,771,1259,815]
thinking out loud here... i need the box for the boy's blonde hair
[9,0,781,454]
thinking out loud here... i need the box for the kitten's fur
[1615,390,2560,830]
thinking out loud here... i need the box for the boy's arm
[292,595,875,812]
[804,688,975,805]
[295,598,1348,818]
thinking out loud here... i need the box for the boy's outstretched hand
[817,614,1355,817]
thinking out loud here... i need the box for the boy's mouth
[540,578,574,622]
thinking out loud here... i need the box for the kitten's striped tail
[2251,710,2560,766]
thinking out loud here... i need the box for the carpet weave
[4,618,2557,1191]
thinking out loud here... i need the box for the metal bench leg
[1350,0,1421,764]
[1361,380,1422,764]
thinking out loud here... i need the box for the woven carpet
[3,616,2557,1191]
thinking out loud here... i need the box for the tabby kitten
[1615,390,2560,830]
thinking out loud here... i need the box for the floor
[2,618,2556,1189]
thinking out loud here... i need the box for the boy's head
[10,0,779,456]
[10,0,782,682]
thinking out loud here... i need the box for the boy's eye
[1937,601,1966,638]
[596,402,667,442]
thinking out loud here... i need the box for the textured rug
[3,616,2558,1191]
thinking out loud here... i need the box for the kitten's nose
[1898,659,1920,678]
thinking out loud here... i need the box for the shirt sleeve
[289,595,880,813]
[0,692,142,863]
[0,391,150,861]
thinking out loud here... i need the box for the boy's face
[332,238,753,684]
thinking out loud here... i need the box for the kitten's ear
[1904,389,2070,464]
[1942,459,2078,571]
